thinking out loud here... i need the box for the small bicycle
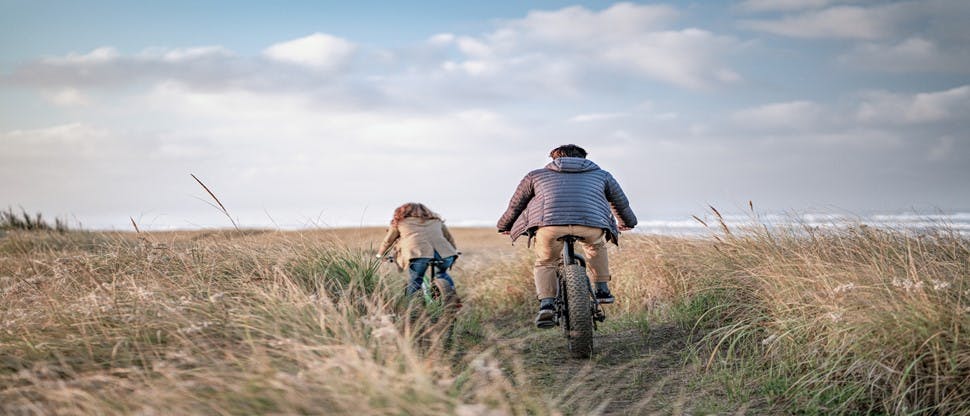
[545,235,606,358]
[418,255,461,312]
[382,254,461,310]
[383,253,461,349]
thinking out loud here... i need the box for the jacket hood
[546,157,600,173]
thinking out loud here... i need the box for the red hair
[391,202,442,226]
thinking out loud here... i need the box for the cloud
[3,3,743,113]
[498,3,678,43]
[740,1,970,73]
[4,3,969,226]
[842,37,970,72]
[4,36,359,92]
[41,47,120,64]
[432,3,742,90]
[730,100,824,131]
[738,0,834,12]
[1,122,109,145]
[6,44,248,89]
[427,33,455,46]
[0,81,538,228]
[262,33,356,70]
[740,4,906,40]
[927,136,956,161]
[155,46,234,62]
[43,88,89,106]
[856,85,970,124]
[569,112,629,123]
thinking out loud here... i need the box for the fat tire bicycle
[544,235,606,358]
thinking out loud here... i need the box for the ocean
[635,212,970,237]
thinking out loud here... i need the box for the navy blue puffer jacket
[497,157,637,244]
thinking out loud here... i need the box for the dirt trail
[485,319,760,415]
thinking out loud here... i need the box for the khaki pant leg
[571,225,611,283]
[532,226,567,300]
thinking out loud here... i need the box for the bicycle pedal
[594,311,606,322]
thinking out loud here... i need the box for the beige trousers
[533,225,610,299]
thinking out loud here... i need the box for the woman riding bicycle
[377,202,459,296]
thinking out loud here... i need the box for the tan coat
[378,218,458,269]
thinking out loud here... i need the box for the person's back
[498,156,635,242]
[379,203,459,296]
[497,144,637,327]
[394,217,457,261]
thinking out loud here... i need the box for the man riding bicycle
[497,144,638,328]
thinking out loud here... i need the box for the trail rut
[469,318,768,415]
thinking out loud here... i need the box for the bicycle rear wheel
[562,263,593,358]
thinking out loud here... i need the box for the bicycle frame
[420,257,447,304]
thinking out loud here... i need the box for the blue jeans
[407,252,456,295]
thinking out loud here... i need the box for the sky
[1,0,969,230]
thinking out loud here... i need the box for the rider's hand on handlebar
[499,230,510,235]
[619,226,633,231]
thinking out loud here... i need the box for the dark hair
[549,144,587,159]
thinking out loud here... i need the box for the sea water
[636,212,970,237]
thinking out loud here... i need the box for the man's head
[549,144,587,159]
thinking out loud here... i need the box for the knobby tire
[562,263,594,358]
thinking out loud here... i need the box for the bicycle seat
[556,235,584,242]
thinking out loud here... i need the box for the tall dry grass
[645,221,970,415]
[0,230,552,415]
[1,208,69,233]
[3,221,968,414]
[464,219,969,414]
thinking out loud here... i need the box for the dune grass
[463,221,969,415]
[629,224,969,415]
[2,221,968,414]
[0,230,552,415]
[1,208,69,233]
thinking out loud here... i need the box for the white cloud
[134,81,526,175]
[5,4,741,104]
[842,37,970,72]
[262,33,356,70]
[43,88,89,106]
[427,33,455,46]
[569,112,629,123]
[157,46,234,62]
[1,79,539,229]
[41,47,120,64]
[497,3,678,43]
[739,0,834,12]
[1,122,106,142]
[0,123,116,164]
[9,45,246,89]
[598,28,742,89]
[434,3,741,90]
[856,85,970,124]
[740,5,903,39]
[731,100,824,130]
[441,60,496,76]
[455,37,492,58]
